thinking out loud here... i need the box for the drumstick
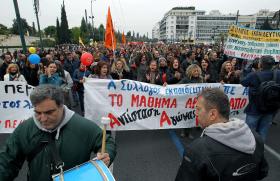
[101,117,110,154]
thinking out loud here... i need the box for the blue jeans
[246,114,273,141]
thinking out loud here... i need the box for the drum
[52,160,115,181]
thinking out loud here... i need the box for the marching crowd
[0,42,280,181]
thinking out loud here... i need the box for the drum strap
[48,134,65,179]
[90,160,108,181]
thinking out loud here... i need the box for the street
[0,113,279,181]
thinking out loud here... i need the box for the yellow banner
[228,25,280,42]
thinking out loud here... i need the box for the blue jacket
[39,73,63,86]
[240,70,280,115]
[73,69,90,92]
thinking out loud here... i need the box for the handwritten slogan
[84,79,249,131]
[0,81,34,133]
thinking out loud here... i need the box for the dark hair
[95,61,110,76]
[30,84,64,106]
[260,55,275,70]
[252,57,260,69]
[197,88,230,119]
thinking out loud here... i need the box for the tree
[44,26,56,38]
[98,24,105,42]
[60,1,70,43]
[11,18,32,35]
[71,27,80,43]
[56,18,61,44]
[126,31,131,41]
[0,24,10,35]
[80,17,88,42]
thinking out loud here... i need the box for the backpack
[256,70,280,113]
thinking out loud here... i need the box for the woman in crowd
[4,63,26,82]
[158,57,168,84]
[89,61,112,79]
[166,58,184,84]
[143,60,163,85]
[200,59,211,83]
[135,53,149,82]
[179,64,204,84]
[219,60,240,84]
[110,58,131,80]
[178,64,203,138]
[39,61,62,86]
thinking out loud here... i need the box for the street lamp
[33,0,43,50]
[89,0,96,40]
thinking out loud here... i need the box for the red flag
[122,31,126,45]
[104,7,117,50]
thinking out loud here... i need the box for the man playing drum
[0,84,116,181]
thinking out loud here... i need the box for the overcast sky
[0,0,279,37]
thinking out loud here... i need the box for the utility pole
[85,9,88,24]
[13,0,27,53]
[89,0,95,40]
[236,10,239,25]
[34,0,43,50]
[277,10,280,29]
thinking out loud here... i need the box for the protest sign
[84,79,248,131]
[0,80,249,133]
[225,25,280,61]
[0,81,34,133]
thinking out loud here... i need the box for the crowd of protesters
[0,42,279,138]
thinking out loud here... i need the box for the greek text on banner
[84,79,249,131]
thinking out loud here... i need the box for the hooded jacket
[0,106,116,181]
[176,118,268,181]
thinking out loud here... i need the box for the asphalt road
[0,112,279,181]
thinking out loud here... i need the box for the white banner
[224,36,280,61]
[224,25,280,62]
[0,81,34,133]
[84,79,249,131]
[0,80,249,133]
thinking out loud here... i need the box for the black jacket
[175,131,268,181]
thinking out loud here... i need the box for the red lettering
[108,113,121,128]
[230,98,247,110]
[154,98,161,108]
[185,98,197,109]
[170,99,177,108]
[108,94,117,107]
[148,97,154,107]
[5,120,11,128]
[139,96,146,107]
[161,98,170,108]
[160,111,171,127]
[131,94,139,107]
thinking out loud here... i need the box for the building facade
[153,7,276,44]
[152,22,160,40]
